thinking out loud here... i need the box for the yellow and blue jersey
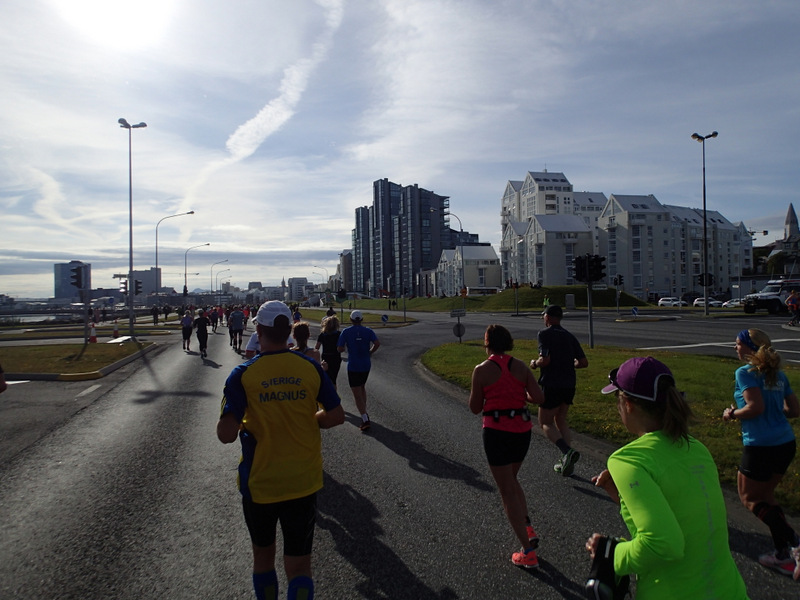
[221,349,341,504]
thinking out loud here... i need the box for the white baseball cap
[350,309,363,321]
[253,301,292,327]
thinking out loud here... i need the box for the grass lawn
[421,340,800,513]
[0,342,150,375]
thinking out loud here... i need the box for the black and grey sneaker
[558,448,580,477]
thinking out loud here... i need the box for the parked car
[722,299,743,309]
[693,297,723,307]
[657,297,680,307]
[657,297,687,307]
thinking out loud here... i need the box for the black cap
[542,305,563,318]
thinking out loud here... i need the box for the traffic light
[618,274,624,286]
[697,274,705,286]
[134,279,143,295]
[183,285,188,297]
[595,255,607,281]
[574,255,588,282]
[587,254,607,282]
[119,279,128,294]
[337,288,347,300]
[69,265,84,289]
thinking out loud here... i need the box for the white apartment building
[434,245,502,296]
[501,171,753,300]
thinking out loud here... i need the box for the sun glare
[53,0,177,51]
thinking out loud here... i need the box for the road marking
[75,384,101,398]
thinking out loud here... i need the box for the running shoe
[359,419,371,431]
[558,448,580,477]
[511,548,539,569]
[758,550,795,576]
[526,525,539,549]
[791,545,800,581]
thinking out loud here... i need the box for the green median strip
[0,342,152,376]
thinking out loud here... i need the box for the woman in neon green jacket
[586,356,748,599]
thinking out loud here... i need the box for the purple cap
[601,356,673,402]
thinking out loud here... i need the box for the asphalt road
[1,311,800,598]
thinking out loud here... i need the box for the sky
[2,0,799,299]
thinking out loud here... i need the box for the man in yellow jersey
[217,300,344,600]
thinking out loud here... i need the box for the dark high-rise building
[351,179,473,297]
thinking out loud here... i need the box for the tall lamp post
[211,259,229,294]
[216,269,230,305]
[691,130,718,317]
[431,208,466,306]
[314,264,330,304]
[119,117,147,337]
[184,243,210,298]
[155,211,194,293]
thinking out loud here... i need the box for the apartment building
[501,171,753,300]
[351,179,478,297]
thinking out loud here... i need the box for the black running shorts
[482,427,531,466]
[347,370,370,388]
[242,493,317,556]
[540,387,576,410]
[739,440,796,482]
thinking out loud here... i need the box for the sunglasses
[608,368,619,388]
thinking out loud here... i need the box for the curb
[5,342,160,382]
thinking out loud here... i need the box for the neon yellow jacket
[609,431,748,599]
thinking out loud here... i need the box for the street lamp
[119,117,147,337]
[431,207,466,306]
[155,211,194,292]
[184,243,210,298]
[313,265,329,287]
[211,259,229,293]
[691,130,718,317]
[216,268,230,304]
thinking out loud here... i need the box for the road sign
[381,314,389,323]
[450,309,466,318]
[591,284,608,291]
[453,323,465,338]
[631,307,639,317]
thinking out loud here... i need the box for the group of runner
[470,305,799,598]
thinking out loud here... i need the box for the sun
[53,0,178,52]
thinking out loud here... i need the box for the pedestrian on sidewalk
[216,300,344,600]
[530,304,588,476]
[469,324,544,569]
[723,328,800,579]
[587,356,748,599]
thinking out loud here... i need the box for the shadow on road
[318,472,459,599]
[346,414,494,493]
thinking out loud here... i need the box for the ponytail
[626,376,693,444]
[745,328,782,388]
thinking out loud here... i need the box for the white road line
[640,338,800,351]
[75,384,101,398]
